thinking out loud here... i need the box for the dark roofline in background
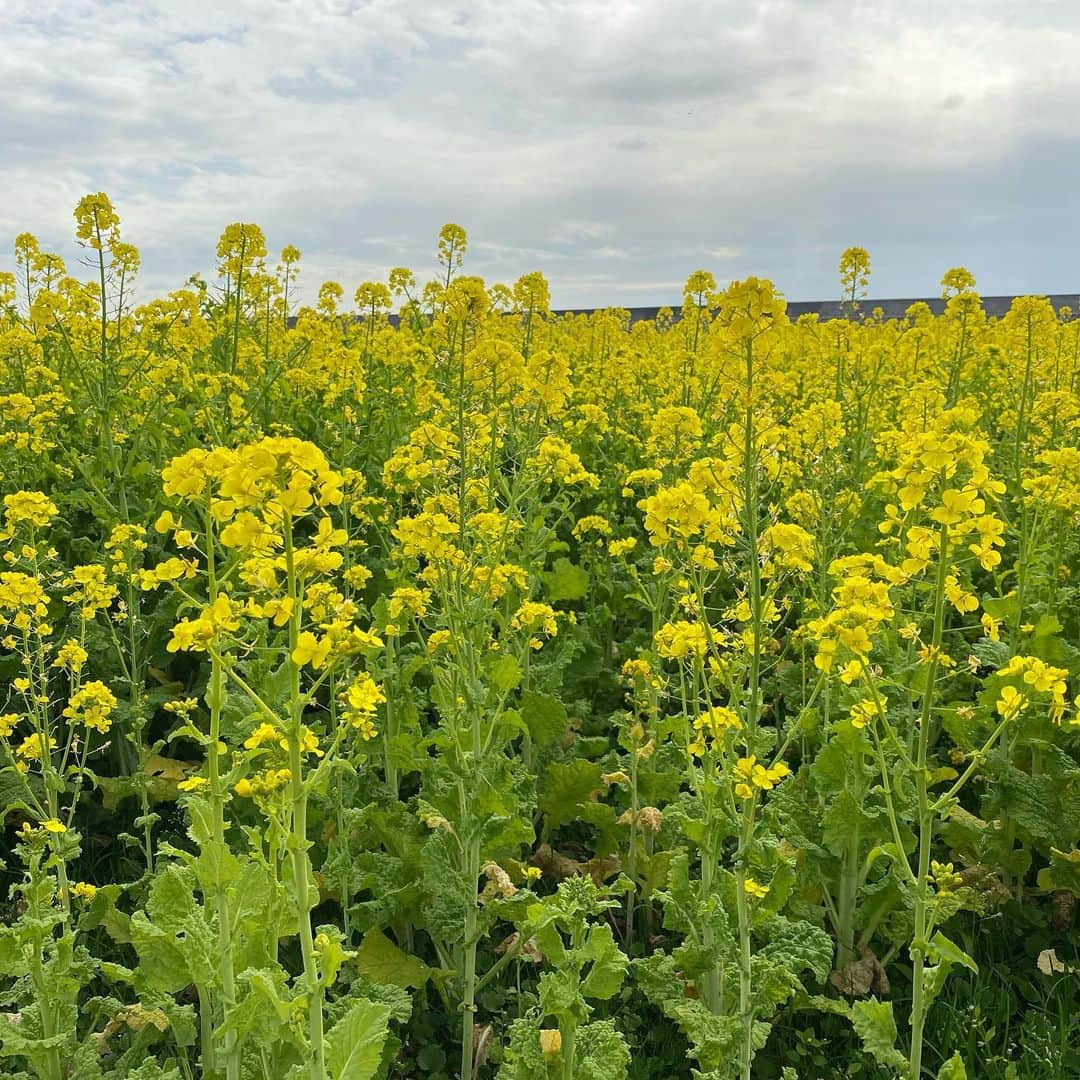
[286,294,1080,329]
[555,294,1080,325]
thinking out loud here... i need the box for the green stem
[625,746,639,948]
[283,514,327,1080]
[835,822,861,968]
[700,823,722,1013]
[735,807,756,1080]
[198,985,217,1077]
[460,834,481,1080]
[205,501,240,1080]
[560,1019,577,1080]
[908,522,950,1080]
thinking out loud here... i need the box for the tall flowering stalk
[156,438,387,1079]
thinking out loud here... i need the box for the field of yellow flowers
[0,196,1078,1080]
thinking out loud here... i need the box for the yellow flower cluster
[3,490,57,529]
[62,680,117,733]
[732,755,790,799]
[0,571,49,628]
[655,620,710,661]
[341,672,385,740]
[997,655,1070,722]
[510,601,559,645]
[808,560,897,673]
[526,435,598,488]
[875,410,1007,573]
[639,481,736,549]
[162,437,343,518]
[1023,447,1080,516]
[687,705,742,757]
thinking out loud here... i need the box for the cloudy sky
[3,0,1079,308]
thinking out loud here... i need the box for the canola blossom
[0,205,1077,1080]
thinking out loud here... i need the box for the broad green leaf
[127,913,191,994]
[929,931,978,974]
[521,690,569,748]
[580,923,628,1001]
[971,638,1011,669]
[1037,847,1080,895]
[538,969,585,1025]
[1033,614,1062,639]
[851,998,908,1071]
[0,929,26,978]
[421,831,470,945]
[543,557,589,602]
[355,930,431,989]
[147,865,197,934]
[576,1019,630,1080]
[539,760,603,831]
[938,1052,968,1079]
[981,594,1020,622]
[324,998,392,1080]
[491,654,522,692]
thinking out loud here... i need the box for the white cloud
[2,0,1080,307]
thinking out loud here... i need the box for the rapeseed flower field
[0,198,1077,1079]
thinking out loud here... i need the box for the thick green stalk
[460,686,483,1080]
[735,808,756,1080]
[208,660,238,1075]
[560,1018,577,1080]
[383,636,399,800]
[700,824,722,1014]
[732,333,764,1080]
[283,514,327,1080]
[835,823,861,968]
[198,985,217,1076]
[908,522,950,1080]
[206,508,240,1080]
[460,832,481,1080]
[28,871,63,1080]
[625,747,640,948]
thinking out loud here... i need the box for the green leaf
[929,932,978,974]
[421,831,470,945]
[543,557,589,602]
[538,968,585,1026]
[822,789,883,855]
[576,1019,631,1080]
[851,998,908,1072]
[579,923,628,1001]
[1033,614,1062,639]
[758,915,833,985]
[498,1016,556,1080]
[491,654,523,693]
[521,691,569,748]
[0,929,26,978]
[127,913,192,994]
[324,998,392,1080]
[937,1052,968,1080]
[147,865,197,934]
[316,926,354,991]
[971,638,1011,669]
[539,760,603,831]
[354,930,431,989]
[187,798,242,890]
[1037,848,1080,895]
[981,594,1020,622]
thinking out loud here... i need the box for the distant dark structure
[554,295,1080,325]
[287,294,1079,330]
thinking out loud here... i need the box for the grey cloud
[2,0,1080,309]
